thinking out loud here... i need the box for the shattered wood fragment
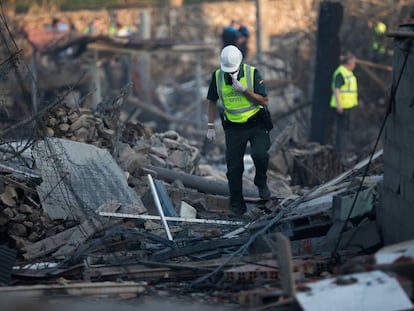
[22,226,78,261]
[52,215,113,258]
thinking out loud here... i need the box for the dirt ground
[3,296,239,311]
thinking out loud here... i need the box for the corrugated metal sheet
[0,245,16,285]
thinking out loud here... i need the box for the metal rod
[255,0,262,62]
[98,211,244,226]
[147,174,173,240]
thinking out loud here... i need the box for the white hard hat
[220,45,242,72]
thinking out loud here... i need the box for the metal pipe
[147,174,173,241]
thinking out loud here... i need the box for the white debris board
[296,270,413,311]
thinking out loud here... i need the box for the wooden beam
[356,58,392,71]
[0,281,146,298]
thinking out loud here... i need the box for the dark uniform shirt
[334,73,345,88]
[206,65,267,102]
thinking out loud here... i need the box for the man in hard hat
[330,51,358,154]
[206,45,273,217]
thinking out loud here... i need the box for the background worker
[205,45,272,217]
[330,51,358,154]
[368,20,387,61]
[221,20,243,49]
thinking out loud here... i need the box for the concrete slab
[32,137,145,220]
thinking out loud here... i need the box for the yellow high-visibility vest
[330,65,358,109]
[215,64,261,123]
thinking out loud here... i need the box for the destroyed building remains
[1,1,414,310]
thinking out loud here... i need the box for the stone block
[332,187,374,221]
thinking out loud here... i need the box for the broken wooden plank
[22,226,78,261]
[52,215,113,258]
[273,233,296,297]
[304,149,383,201]
[22,215,118,260]
[0,281,146,298]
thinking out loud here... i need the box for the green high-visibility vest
[215,64,261,123]
[330,65,358,109]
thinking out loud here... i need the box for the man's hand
[206,128,216,142]
[232,79,247,93]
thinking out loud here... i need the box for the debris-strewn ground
[1,1,414,310]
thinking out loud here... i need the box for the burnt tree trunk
[309,1,343,144]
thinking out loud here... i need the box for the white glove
[232,79,247,93]
[206,128,216,142]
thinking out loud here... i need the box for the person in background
[109,22,131,37]
[368,20,387,61]
[83,18,102,35]
[238,19,250,58]
[44,17,70,33]
[221,20,242,49]
[330,51,358,154]
[206,45,272,218]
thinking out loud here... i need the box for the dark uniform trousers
[225,124,270,212]
[334,108,352,153]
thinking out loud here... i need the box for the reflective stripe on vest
[216,64,261,123]
[330,65,358,109]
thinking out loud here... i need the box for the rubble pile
[0,176,47,246]
[42,102,201,176]
[4,2,414,310]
